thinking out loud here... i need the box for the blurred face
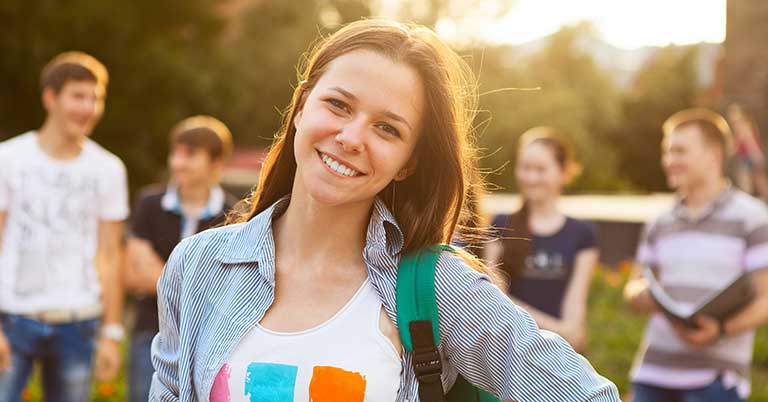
[168,144,220,188]
[515,142,565,203]
[662,125,721,191]
[43,80,105,140]
[292,49,424,207]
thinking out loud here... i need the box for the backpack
[396,245,501,402]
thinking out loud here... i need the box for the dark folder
[642,267,754,329]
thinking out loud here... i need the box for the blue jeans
[0,314,99,402]
[129,330,156,402]
[632,377,744,402]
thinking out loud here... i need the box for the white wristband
[100,323,125,341]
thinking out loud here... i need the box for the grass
[22,265,768,401]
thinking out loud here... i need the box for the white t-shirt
[210,279,401,402]
[0,131,129,314]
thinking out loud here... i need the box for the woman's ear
[292,81,313,130]
[394,157,418,181]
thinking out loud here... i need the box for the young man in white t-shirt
[0,51,129,402]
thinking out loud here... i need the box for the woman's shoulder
[432,248,495,298]
[490,213,511,228]
[167,222,251,270]
[564,216,596,235]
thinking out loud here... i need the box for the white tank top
[210,279,402,402]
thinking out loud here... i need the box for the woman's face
[292,49,424,208]
[515,142,565,203]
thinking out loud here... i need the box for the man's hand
[671,315,721,349]
[624,277,660,314]
[0,329,11,372]
[93,338,121,381]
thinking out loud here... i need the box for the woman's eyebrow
[329,86,413,131]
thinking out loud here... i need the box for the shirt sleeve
[576,220,598,252]
[99,157,130,221]
[635,221,658,267]
[745,205,768,271]
[0,144,11,211]
[434,251,621,401]
[149,238,188,402]
[130,193,156,240]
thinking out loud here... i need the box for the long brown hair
[229,19,492,273]
[501,126,578,283]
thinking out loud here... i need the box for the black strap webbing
[410,320,445,402]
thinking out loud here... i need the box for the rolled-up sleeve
[434,251,620,402]
[149,239,188,401]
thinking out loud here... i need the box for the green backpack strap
[397,245,452,402]
[396,245,501,402]
[396,244,452,351]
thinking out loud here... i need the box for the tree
[613,46,699,191]
[474,24,628,193]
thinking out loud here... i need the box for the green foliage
[611,46,700,192]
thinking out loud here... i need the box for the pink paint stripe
[210,364,231,402]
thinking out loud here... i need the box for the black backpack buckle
[413,348,443,379]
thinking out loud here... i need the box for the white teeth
[320,152,360,177]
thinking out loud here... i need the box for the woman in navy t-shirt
[484,127,599,352]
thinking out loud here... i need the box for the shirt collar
[215,195,404,265]
[672,182,734,222]
[161,184,226,219]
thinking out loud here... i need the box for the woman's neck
[527,197,560,219]
[273,189,372,272]
[525,196,565,236]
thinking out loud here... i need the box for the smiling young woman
[148,19,620,402]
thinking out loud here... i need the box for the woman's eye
[377,123,401,138]
[327,99,350,113]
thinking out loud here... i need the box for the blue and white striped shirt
[149,196,620,402]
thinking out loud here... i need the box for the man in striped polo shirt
[624,108,768,402]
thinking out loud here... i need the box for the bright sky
[434,0,726,49]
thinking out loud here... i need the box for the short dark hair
[40,51,109,93]
[169,116,233,161]
[663,108,734,158]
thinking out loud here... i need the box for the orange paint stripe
[308,366,366,402]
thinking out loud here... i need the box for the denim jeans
[0,314,98,402]
[129,330,156,402]
[632,377,744,402]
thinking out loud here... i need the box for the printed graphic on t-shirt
[211,363,367,402]
[523,251,566,279]
[14,165,98,296]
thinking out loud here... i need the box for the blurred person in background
[124,115,235,402]
[484,127,599,353]
[0,51,128,402]
[624,108,768,402]
[727,102,768,201]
